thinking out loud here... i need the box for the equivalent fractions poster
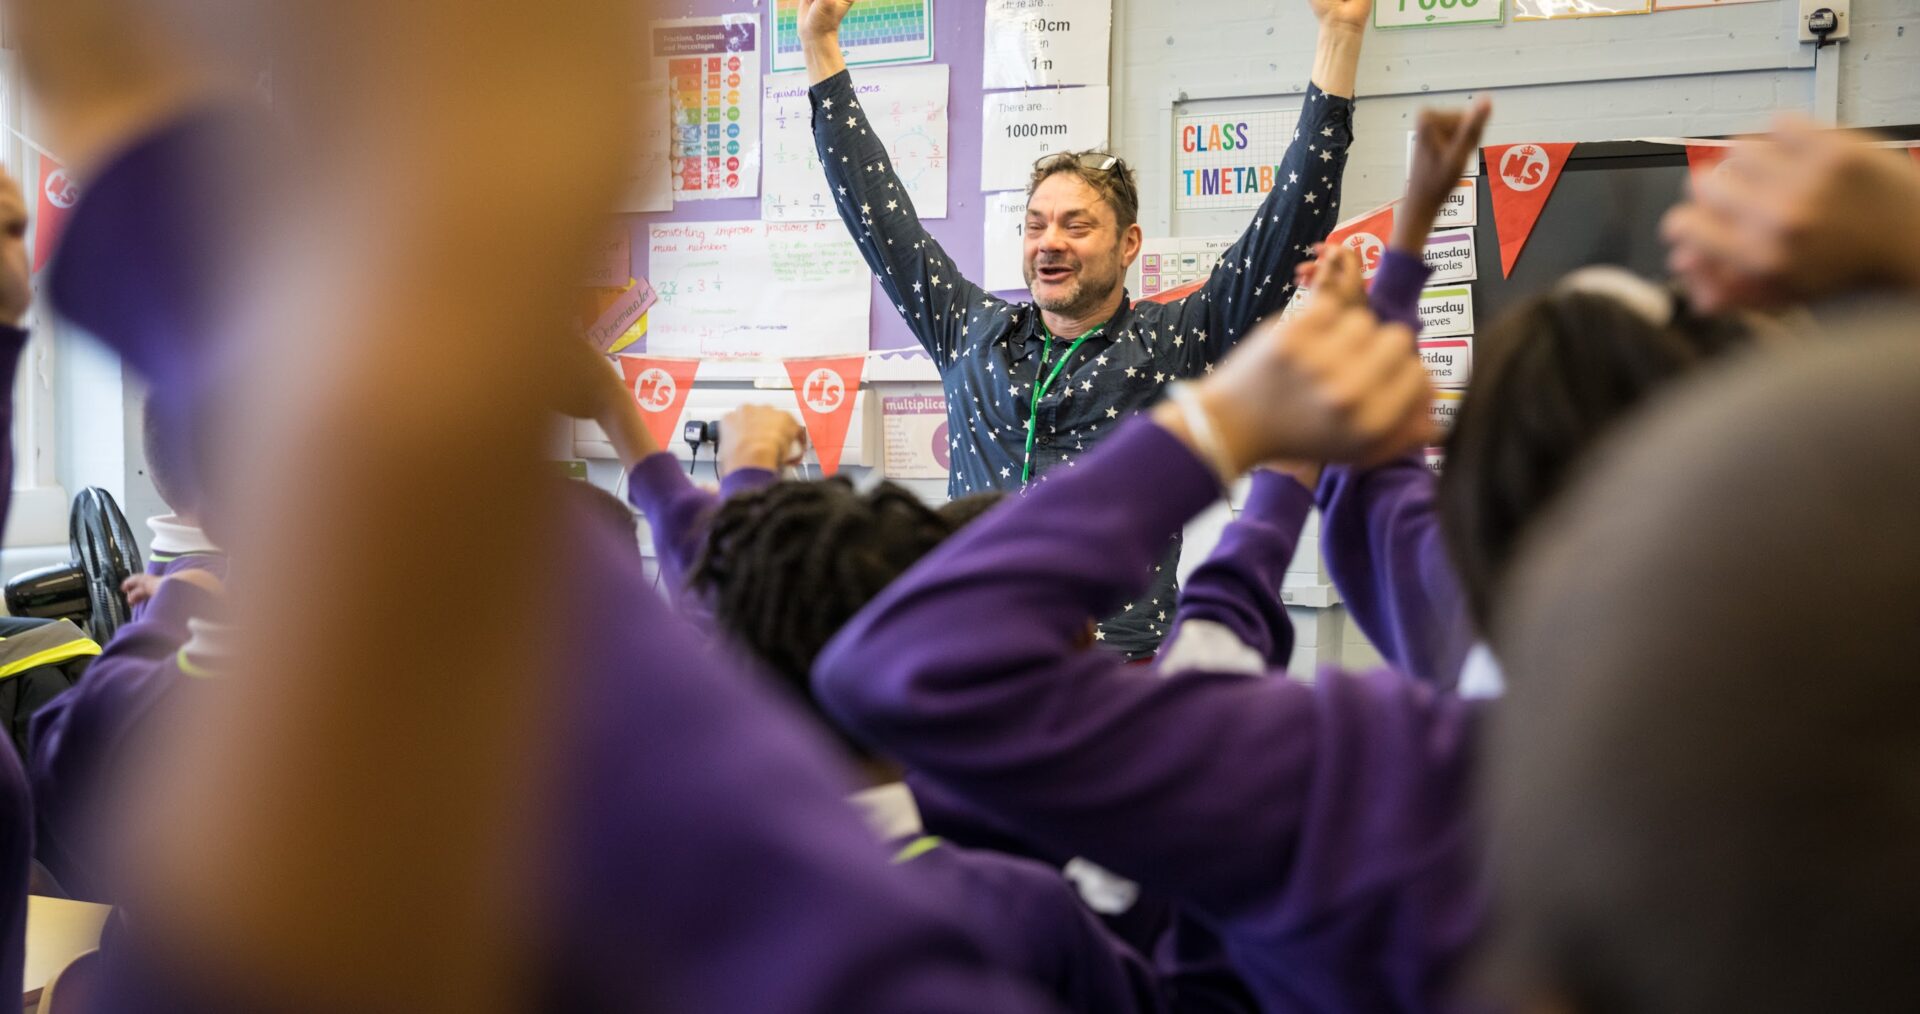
[653,16,762,202]
[1174,108,1301,212]
[764,65,950,222]
[772,0,935,74]
[648,221,871,360]
[983,0,1113,89]
[980,86,1110,193]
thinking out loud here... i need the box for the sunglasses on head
[1039,150,1124,174]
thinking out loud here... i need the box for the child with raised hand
[813,279,1494,1012]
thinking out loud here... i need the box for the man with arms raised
[800,0,1371,657]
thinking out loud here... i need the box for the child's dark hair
[143,400,199,517]
[689,479,1003,754]
[1436,274,1752,634]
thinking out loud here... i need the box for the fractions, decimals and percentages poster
[654,16,762,202]
[623,80,675,213]
[1174,108,1301,212]
[772,0,935,74]
[764,65,950,222]
[648,221,871,361]
[980,86,1109,192]
[982,0,1113,89]
[1374,0,1504,29]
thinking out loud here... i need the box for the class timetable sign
[1174,108,1300,212]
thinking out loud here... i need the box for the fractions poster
[882,392,951,478]
[1175,107,1301,212]
[654,16,762,202]
[772,0,935,74]
[764,65,950,222]
[1137,235,1235,298]
[980,86,1110,193]
[984,190,1029,292]
[982,0,1113,89]
[622,80,675,213]
[648,221,872,360]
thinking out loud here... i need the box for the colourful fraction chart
[772,0,935,74]
[654,17,762,202]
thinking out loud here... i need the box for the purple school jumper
[54,116,1064,1014]
[815,414,1488,1014]
[627,453,1171,1013]
[1313,250,1477,691]
[29,576,220,902]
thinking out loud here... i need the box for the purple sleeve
[1315,457,1473,691]
[1165,471,1314,670]
[551,491,1057,1013]
[625,453,777,595]
[1369,249,1430,333]
[814,418,1480,928]
[29,579,216,898]
[0,749,25,1007]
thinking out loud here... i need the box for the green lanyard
[1021,322,1105,484]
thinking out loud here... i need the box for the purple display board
[635,0,1008,369]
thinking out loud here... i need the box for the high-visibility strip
[0,637,101,681]
[891,835,943,865]
[175,648,216,680]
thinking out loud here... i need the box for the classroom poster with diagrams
[764,65,950,222]
[881,391,952,479]
[982,0,1113,89]
[648,222,872,361]
[980,87,1110,193]
[1174,107,1301,212]
[772,0,935,74]
[654,16,762,202]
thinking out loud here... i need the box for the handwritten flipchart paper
[648,221,872,361]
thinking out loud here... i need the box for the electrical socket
[1798,0,1850,43]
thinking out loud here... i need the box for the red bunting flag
[32,154,81,275]
[784,355,866,476]
[1323,201,1399,282]
[616,355,702,451]
[1684,144,1736,187]
[1485,142,1576,278]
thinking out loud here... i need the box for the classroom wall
[1108,0,1919,671]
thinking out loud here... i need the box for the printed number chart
[772,0,936,74]
[654,16,763,202]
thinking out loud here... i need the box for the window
[1,48,71,548]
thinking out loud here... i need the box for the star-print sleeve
[1160,86,1354,371]
[811,71,1000,367]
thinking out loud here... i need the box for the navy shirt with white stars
[810,70,1354,658]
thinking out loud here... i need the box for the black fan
[4,488,144,643]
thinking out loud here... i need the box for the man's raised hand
[1309,0,1374,32]
[798,0,857,42]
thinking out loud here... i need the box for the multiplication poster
[653,15,763,202]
